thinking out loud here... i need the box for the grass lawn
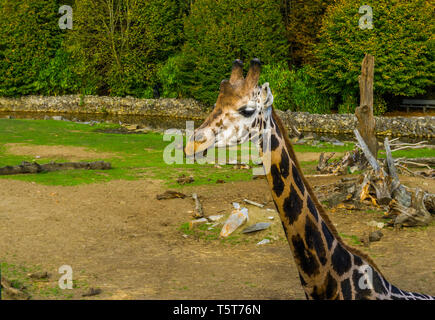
[0,118,433,187]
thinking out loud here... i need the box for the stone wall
[0,95,433,138]
[277,111,435,138]
[0,95,210,120]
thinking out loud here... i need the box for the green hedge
[0,0,433,114]
[0,0,65,96]
[259,64,334,113]
[169,0,289,105]
[313,0,434,112]
[66,0,188,97]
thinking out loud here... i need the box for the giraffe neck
[258,109,434,300]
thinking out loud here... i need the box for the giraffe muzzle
[184,129,215,157]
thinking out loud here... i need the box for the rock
[369,230,384,242]
[44,115,50,120]
[177,174,194,185]
[242,222,271,234]
[332,140,345,146]
[367,221,385,229]
[82,288,102,297]
[267,216,274,220]
[257,239,271,245]
[220,205,249,237]
[52,116,63,121]
[325,193,348,208]
[207,215,224,222]
[294,138,306,145]
[189,218,208,229]
[304,134,315,140]
[28,271,50,279]
[156,190,186,200]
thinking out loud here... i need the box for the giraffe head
[185,59,274,156]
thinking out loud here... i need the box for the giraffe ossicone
[184,59,434,300]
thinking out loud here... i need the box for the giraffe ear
[262,82,274,107]
[244,58,262,92]
[229,59,244,84]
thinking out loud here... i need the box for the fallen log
[317,152,335,172]
[352,134,433,226]
[394,158,435,168]
[316,149,367,175]
[0,161,111,175]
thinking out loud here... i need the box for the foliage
[338,93,387,115]
[0,0,65,96]
[259,63,292,111]
[373,95,387,116]
[313,0,435,100]
[282,0,332,66]
[157,54,185,98]
[175,0,289,105]
[260,64,334,113]
[0,0,432,116]
[338,93,358,114]
[66,0,188,97]
[287,65,334,114]
[35,49,81,96]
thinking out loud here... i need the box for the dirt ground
[3,143,117,161]
[0,171,434,300]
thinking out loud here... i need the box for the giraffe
[184,59,435,300]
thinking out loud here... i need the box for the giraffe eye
[238,106,256,117]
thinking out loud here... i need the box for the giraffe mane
[271,108,383,275]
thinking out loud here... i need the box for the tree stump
[355,54,378,159]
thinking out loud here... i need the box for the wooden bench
[400,99,435,113]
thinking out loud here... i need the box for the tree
[67,0,188,97]
[0,0,65,96]
[312,0,434,108]
[173,0,289,105]
[282,0,332,66]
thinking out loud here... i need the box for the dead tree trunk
[351,133,433,226]
[355,54,378,160]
